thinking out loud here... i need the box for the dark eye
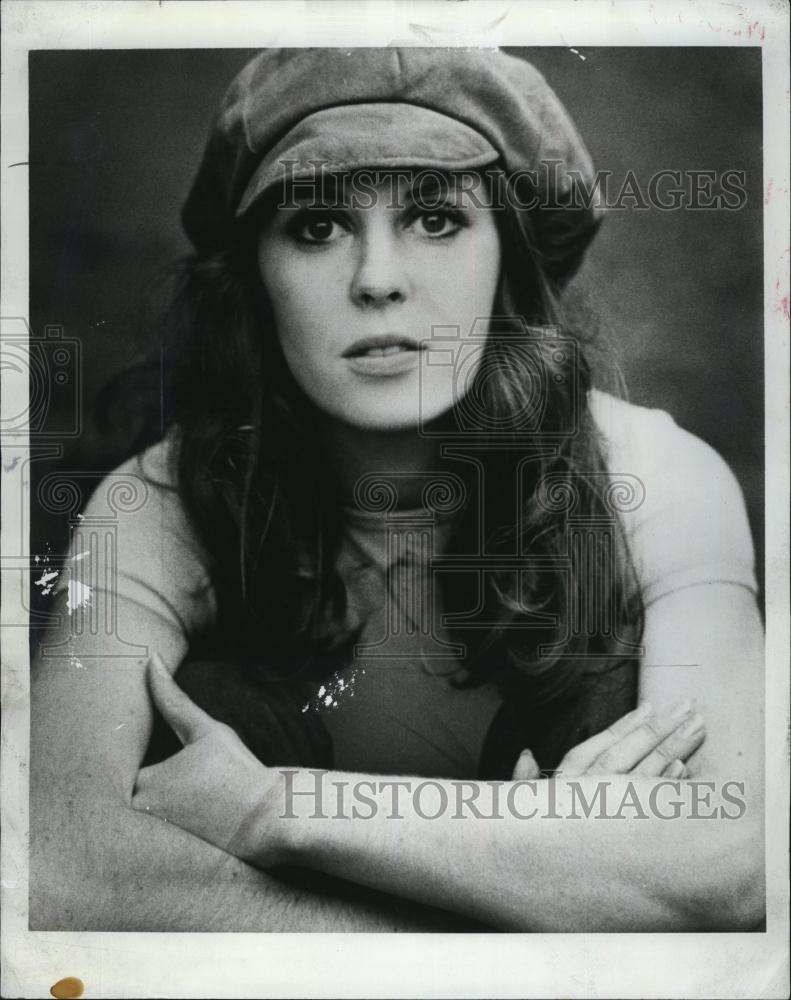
[414,208,466,238]
[302,218,337,242]
[285,209,346,245]
[421,213,450,235]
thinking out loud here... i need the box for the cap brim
[236,102,500,217]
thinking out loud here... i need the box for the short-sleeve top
[60,390,758,778]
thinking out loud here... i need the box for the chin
[325,398,455,432]
[320,387,454,433]
[333,408,424,432]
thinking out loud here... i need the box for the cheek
[258,258,320,361]
[257,253,346,411]
[433,231,501,319]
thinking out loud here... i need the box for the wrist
[267,766,331,865]
[229,765,301,869]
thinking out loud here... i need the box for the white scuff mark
[68,653,84,670]
[67,580,92,613]
[303,667,366,713]
[34,569,59,596]
[569,48,587,60]
[69,549,90,564]
[115,723,126,730]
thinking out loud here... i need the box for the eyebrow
[407,172,457,202]
[282,169,470,210]
[284,172,346,207]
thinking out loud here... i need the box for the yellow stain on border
[50,976,85,999]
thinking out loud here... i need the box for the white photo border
[2,1,789,997]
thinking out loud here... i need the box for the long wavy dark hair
[102,168,644,717]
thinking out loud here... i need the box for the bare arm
[638,585,764,785]
[290,585,764,930]
[133,583,764,932]
[30,574,475,931]
[29,446,490,931]
[298,585,764,930]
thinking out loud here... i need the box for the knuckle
[651,744,672,765]
[215,721,243,747]
[640,717,662,741]
[595,750,618,771]
[633,751,667,775]
[607,716,632,738]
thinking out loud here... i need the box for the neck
[317,417,447,510]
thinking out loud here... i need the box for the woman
[30,47,764,932]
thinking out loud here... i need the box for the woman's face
[256,171,502,431]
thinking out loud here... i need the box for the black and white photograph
[2,1,789,997]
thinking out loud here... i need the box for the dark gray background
[28,47,764,601]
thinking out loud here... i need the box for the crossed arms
[30,580,765,931]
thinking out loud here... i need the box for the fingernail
[679,712,704,738]
[666,759,685,779]
[667,699,694,722]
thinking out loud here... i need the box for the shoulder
[587,388,747,514]
[114,425,181,494]
[82,426,182,519]
[588,389,758,607]
[67,427,216,633]
[79,428,193,548]
[589,388,712,473]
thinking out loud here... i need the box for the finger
[131,765,158,811]
[634,715,705,775]
[662,758,687,780]
[511,749,541,781]
[588,704,700,774]
[147,653,214,744]
[557,701,654,776]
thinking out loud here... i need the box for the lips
[342,334,425,377]
[342,334,423,359]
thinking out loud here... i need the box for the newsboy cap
[182,48,602,283]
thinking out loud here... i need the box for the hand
[131,653,287,868]
[511,700,705,781]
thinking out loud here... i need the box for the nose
[349,228,408,309]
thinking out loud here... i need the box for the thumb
[146,653,213,745]
[511,748,541,781]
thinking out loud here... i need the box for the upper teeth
[361,345,412,356]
